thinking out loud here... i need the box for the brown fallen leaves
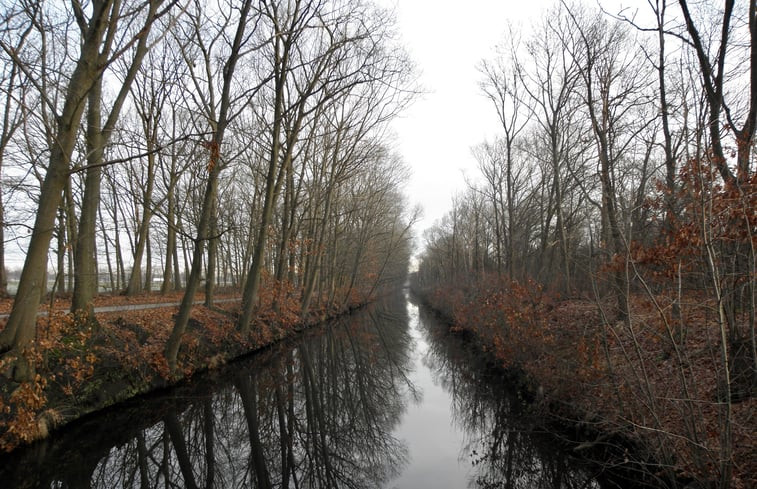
[0,287,345,453]
[420,277,755,489]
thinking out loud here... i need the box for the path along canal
[0,292,629,488]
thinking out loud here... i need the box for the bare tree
[0,0,173,381]
[71,0,175,316]
[479,36,531,282]
[166,0,259,372]
[123,32,185,296]
[521,11,587,290]
[677,0,756,183]
[237,0,415,331]
[563,3,654,320]
[0,9,32,298]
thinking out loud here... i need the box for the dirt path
[0,297,242,319]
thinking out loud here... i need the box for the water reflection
[0,295,414,489]
[415,304,601,489]
[0,295,614,489]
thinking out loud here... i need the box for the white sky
[381,0,553,245]
[382,0,640,256]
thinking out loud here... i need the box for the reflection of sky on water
[409,300,605,489]
[0,293,605,489]
[387,295,470,489]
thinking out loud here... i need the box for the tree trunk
[113,190,127,291]
[272,159,296,312]
[73,79,104,316]
[99,204,116,293]
[125,145,156,295]
[0,191,7,298]
[165,172,220,371]
[204,199,218,307]
[145,230,152,292]
[64,179,78,294]
[162,181,177,294]
[301,178,336,318]
[173,228,182,290]
[238,111,290,333]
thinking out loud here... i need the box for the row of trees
[416,0,754,486]
[419,0,755,343]
[0,0,418,380]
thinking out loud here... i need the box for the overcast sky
[379,0,553,249]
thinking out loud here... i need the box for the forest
[0,0,754,488]
[413,1,755,488]
[0,0,417,452]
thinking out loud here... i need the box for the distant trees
[419,0,755,309]
[0,0,417,379]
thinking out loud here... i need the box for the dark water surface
[0,293,611,488]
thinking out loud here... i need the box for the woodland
[0,0,754,488]
[0,0,417,453]
[413,1,756,488]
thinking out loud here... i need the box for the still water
[0,293,610,488]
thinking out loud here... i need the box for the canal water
[0,292,612,488]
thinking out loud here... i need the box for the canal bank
[0,292,638,488]
[0,292,371,453]
[410,282,755,489]
[410,290,673,489]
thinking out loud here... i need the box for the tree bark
[72,78,104,316]
[204,199,218,307]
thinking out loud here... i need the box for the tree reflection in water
[416,305,602,489]
[0,294,414,488]
[1,295,614,489]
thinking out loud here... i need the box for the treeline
[416,1,755,487]
[418,0,755,355]
[0,0,418,379]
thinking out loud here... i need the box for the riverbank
[0,292,649,488]
[411,282,755,489]
[0,290,367,452]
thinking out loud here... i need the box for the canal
[0,292,615,488]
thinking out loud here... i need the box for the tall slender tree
[166,0,259,372]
